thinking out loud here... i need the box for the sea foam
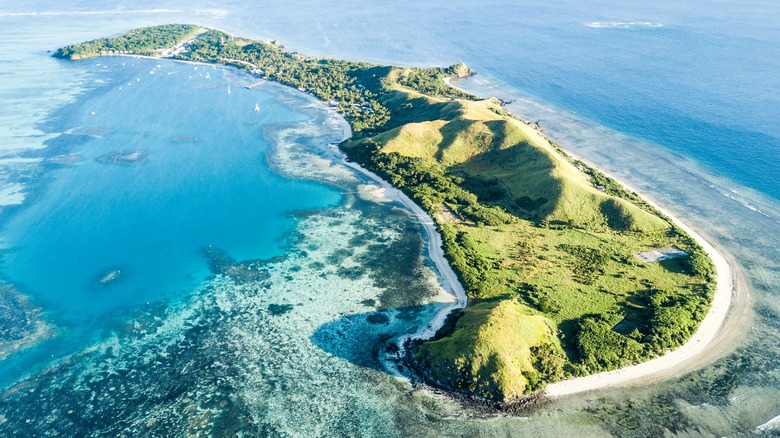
[585,21,664,29]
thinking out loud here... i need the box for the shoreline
[101,53,469,352]
[337,156,469,351]
[334,107,739,399]
[96,49,742,401]
[244,77,469,376]
[445,76,745,398]
[443,77,467,94]
[308,71,743,399]
[252,82,469,379]
[540,152,743,398]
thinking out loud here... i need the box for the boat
[254,103,260,112]
[227,85,231,95]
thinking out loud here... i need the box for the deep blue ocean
[0,1,778,436]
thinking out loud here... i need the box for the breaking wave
[586,21,665,29]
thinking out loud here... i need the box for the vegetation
[415,299,564,400]
[180,30,394,132]
[59,26,717,401]
[55,24,200,59]
[394,63,476,101]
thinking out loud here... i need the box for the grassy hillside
[368,99,668,232]
[416,299,565,399]
[341,75,714,399]
[59,26,717,401]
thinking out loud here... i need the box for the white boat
[254,103,260,112]
[227,85,231,95]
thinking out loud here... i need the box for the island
[55,25,722,403]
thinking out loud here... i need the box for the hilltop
[57,26,717,401]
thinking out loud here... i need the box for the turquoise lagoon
[0,20,454,435]
[0,58,347,379]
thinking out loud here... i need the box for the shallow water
[0,1,779,436]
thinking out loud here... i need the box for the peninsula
[56,25,722,402]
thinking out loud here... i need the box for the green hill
[359,96,668,233]
[416,299,565,399]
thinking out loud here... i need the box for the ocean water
[0,56,347,384]
[0,1,778,436]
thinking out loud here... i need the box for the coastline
[540,156,745,397]
[446,76,746,399]
[334,93,742,399]
[338,155,469,349]
[247,83,469,374]
[81,41,742,402]
[443,77,466,94]
[283,68,744,398]
[75,48,470,381]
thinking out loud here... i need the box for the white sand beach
[339,156,469,345]
[544,159,748,397]
[442,78,748,397]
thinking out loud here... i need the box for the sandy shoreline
[337,157,469,355]
[444,76,746,398]
[342,132,743,398]
[443,77,467,94]
[263,89,469,358]
[542,158,744,397]
[336,78,743,397]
